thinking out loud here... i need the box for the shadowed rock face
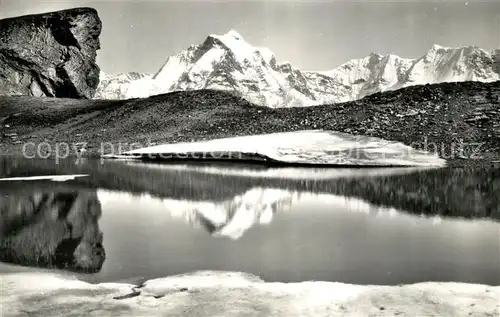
[0,7,101,99]
[0,191,105,273]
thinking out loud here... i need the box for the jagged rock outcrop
[0,190,105,273]
[0,7,102,99]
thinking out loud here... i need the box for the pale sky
[1,0,499,74]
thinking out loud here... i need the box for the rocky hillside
[0,7,102,99]
[96,30,500,107]
[1,80,499,164]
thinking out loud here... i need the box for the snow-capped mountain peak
[197,30,276,66]
[430,43,445,50]
[134,30,312,107]
[407,44,498,85]
[95,32,500,107]
[94,71,151,99]
[210,29,244,41]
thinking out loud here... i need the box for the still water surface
[0,158,499,285]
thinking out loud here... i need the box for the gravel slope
[1,81,499,165]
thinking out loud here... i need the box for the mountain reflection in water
[95,188,500,285]
[0,158,499,285]
[2,158,498,220]
[0,190,105,273]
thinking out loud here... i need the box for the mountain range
[95,30,500,107]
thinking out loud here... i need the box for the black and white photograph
[0,0,499,316]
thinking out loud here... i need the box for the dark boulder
[0,7,102,99]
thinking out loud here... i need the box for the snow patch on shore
[105,130,446,167]
[0,174,88,182]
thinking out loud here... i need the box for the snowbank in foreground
[104,130,446,167]
[1,271,498,317]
